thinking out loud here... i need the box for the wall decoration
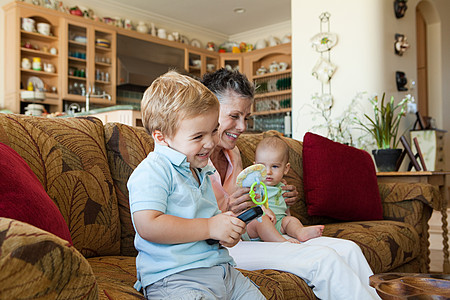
[310,12,337,105]
[394,33,410,56]
[312,57,336,84]
[396,71,408,91]
[311,32,338,52]
[394,0,408,19]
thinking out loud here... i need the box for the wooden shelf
[21,47,58,58]
[95,61,111,67]
[21,30,58,41]
[95,80,111,84]
[19,91,60,106]
[68,75,86,81]
[21,69,58,76]
[95,45,111,52]
[255,90,292,98]
[68,40,87,47]
[251,108,292,116]
[253,69,292,79]
[68,56,86,63]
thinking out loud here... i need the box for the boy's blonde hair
[141,71,220,137]
[256,134,290,163]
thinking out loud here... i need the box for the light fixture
[233,7,246,14]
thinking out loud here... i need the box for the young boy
[246,135,324,243]
[127,71,265,299]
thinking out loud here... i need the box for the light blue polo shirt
[128,143,234,291]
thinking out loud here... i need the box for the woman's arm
[133,210,245,247]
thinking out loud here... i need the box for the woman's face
[217,93,253,150]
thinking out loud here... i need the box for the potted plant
[356,93,411,171]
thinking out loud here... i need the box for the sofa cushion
[104,123,154,256]
[323,220,420,274]
[0,217,98,299]
[302,132,383,221]
[0,142,72,243]
[88,256,289,300]
[0,114,121,257]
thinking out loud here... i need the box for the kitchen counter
[72,105,142,127]
[73,104,140,116]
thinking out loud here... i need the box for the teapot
[136,21,148,34]
[269,61,280,73]
[278,62,289,71]
[256,66,267,75]
[157,28,167,39]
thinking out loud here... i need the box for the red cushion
[0,142,72,243]
[302,133,383,221]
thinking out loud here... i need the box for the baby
[246,135,324,243]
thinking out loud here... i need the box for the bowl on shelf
[95,38,111,48]
[37,23,51,36]
[21,91,45,101]
[24,103,45,116]
[73,36,87,43]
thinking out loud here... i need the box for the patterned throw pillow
[0,142,72,243]
[302,132,383,221]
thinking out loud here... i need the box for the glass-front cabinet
[61,19,116,110]
[184,48,219,78]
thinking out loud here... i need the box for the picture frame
[400,136,421,171]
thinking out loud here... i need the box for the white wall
[291,0,422,143]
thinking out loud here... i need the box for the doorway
[415,0,442,128]
[415,8,428,117]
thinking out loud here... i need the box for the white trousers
[227,237,381,300]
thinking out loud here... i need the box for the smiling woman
[201,68,381,300]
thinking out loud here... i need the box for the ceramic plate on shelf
[180,35,190,44]
[27,76,44,91]
[73,36,87,44]
[267,79,278,93]
[190,39,202,48]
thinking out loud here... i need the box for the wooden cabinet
[184,47,219,78]
[243,43,292,135]
[3,1,289,127]
[61,19,116,108]
[4,2,62,113]
[220,53,243,72]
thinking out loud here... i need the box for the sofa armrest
[0,217,98,299]
[379,182,442,219]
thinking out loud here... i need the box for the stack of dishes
[95,38,111,48]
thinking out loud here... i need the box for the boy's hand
[208,212,245,247]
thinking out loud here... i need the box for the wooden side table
[376,171,450,273]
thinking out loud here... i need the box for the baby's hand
[208,212,245,247]
[262,206,276,224]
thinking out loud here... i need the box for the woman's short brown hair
[141,71,219,137]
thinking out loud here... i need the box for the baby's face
[255,147,289,186]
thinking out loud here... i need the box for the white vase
[136,21,148,34]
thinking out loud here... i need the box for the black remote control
[206,206,264,245]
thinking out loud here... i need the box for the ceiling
[101,0,291,36]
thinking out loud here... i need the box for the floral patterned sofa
[0,114,442,299]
